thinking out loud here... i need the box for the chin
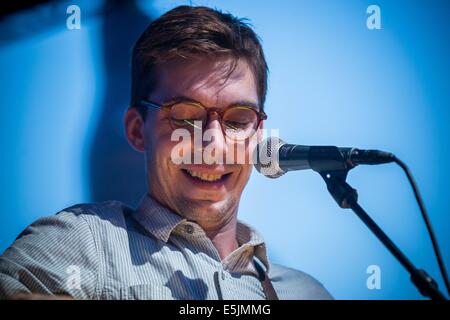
[178,188,230,203]
[175,196,236,220]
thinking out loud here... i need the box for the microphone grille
[254,137,286,178]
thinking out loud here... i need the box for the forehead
[149,57,259,108]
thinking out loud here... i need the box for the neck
[147,190,240,260]
[204,215,239,260]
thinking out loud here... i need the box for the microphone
[254,137,395,178]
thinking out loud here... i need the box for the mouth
[181,168,233,187]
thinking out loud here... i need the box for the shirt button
[221,271,226,280]
[184,224,194,234]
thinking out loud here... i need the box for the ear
[124,107,146,152]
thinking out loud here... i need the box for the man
[0,5,332,300]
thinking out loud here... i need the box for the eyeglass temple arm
[140,100,162,110]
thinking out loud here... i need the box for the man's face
[139,57,261,230]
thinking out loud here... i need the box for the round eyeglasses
[138,99,267,140]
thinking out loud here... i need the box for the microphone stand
[319,168,447,300]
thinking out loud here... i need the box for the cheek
[238,164,253,182]
[144,122,178,169]
[227,139,256,166]
[232,143,253,187]
[152,134,179,168]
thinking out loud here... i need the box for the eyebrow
[229,100,260,110]
[163,95,260,110]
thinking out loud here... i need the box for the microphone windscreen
[254,136,286,178]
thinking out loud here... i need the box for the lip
[180,167,233,190]
[181,165,233,175]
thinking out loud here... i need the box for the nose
[202,112,227,164]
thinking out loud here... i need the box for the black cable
[393,156,450,297]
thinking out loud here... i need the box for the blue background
[1,0,449,299]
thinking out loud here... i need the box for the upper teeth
[186,170,223,182]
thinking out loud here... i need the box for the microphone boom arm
[319,168,448,300]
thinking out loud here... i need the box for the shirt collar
[132,193,270,272]
[230,221,270,273]
[132,194,186,243]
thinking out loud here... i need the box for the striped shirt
[0,194,333,300]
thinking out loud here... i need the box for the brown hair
[130,5,269,118]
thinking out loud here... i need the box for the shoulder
[0,200,130,299]
[14,200,132,241]
[60,200,133,229]
[268,263,333,300]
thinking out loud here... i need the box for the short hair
[130,5,269,118]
